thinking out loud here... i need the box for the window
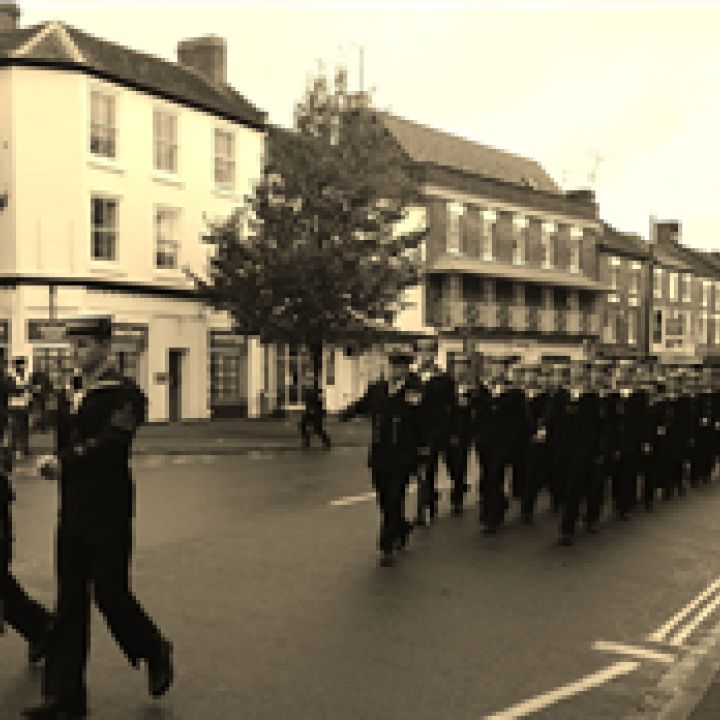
[210,353,243,405]
[91,196,118,261]
[627,312,637,346]
[703,280,711,308]
[541,221,555,269]
[669,272,678,301]
[609,256,620,290]
[603,312,616,343]
[715,283,720,312]
[699,312,709,345]
[569,227,582,273]
[683,274,693,302]
[715,317,720,346]
[512,216,528,265]
[90,90,117,159]
[481,209,496,261]
[154,109,178,173]
[446,203,463,254]
[653,267,664,300]
[629,270,639,296]
[154,207,180,269]
[653,310,663,344]
[214,128,235,189]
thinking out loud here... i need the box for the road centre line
[647,576,720,643]
[669,590,720,647]
[592,640,676,664]
[484,661,639,719]
[329,492,376,507]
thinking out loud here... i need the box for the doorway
[168,349,184,422]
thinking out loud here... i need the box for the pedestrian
[1,421,54,666]
[339,345,420,567]
[299,375,331,449]
[24,316,173,720]
[9,356,32,460]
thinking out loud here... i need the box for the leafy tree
[193,64,426,389]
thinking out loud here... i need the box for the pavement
[28,415,370,456]
[5,447,720,718]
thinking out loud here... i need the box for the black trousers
[416,444,442,519]
[520,440,549,518]
[372,469,409,554]
[9,409,29,457]
[43,523,164,710]
[300,413,331,447]
[445,440,469,507]
[482,440,512,527]
[559,449,593,537]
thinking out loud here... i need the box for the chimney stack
[177,35,227,87]
[0,3,20,31]
[655,220,681,247]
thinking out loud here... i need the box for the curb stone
[623,622,720,719]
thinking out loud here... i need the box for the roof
[0,21,265,129]
[427,253,612,293]
[378,112,561,195]
[598,222,650,258]
[651,244,693,272]
[671,243,720,280]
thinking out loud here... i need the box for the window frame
[653,267,664,300]
[153,107,179,175]
[214,127,236,190]
[154,205,181,270]
[89,88,118,160]
[90,194,119,262]
[446,202,463,254]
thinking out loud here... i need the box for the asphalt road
[3,447,720,719]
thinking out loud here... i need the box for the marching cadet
[557,361,597,546]
[1,422,54,666]
[413,338,455,526]
[467,361,493,521]
[711,370,720,481]
[520,365,552,525]
[339,346,420,567]
[299,374,332,450]
[25,316,173,720]
[637,363,659,511]
[446,355,473,516]
[546,362,570,513]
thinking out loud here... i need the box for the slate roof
[0,21,265,129]
[598,221,650,258]
[378,112,561,195]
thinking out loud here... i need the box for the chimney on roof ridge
[655,220,681,247]
[0,2,20,31]
[177,35,227,87]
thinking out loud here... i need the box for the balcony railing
[431,300,601,337]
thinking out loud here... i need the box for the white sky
[18,0,720,250]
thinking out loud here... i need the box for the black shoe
[379,552,394,567]
[398,524,413,549]
[414,514,427,527]
[521,513,533,526]
[28,620,53,666]
[559,534,574,546]
[585,521,599,534]
[483,523,498,535]
[451,505,463,517]
[22,701,87,719]
[147,639,173,698]
[644,501,654,512]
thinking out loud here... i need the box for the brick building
[378,113,610,369]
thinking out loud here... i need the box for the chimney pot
[177,35,227,87]
[0,2,20,31]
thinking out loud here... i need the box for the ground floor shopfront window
[209,332,248,417]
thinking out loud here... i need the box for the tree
[193,64,426,389]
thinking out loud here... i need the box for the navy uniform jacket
[55,368,147,529]
[418,371,455,449]
[468,383,493,446]
[340,379,420,477]
[448,384,473,446]
[559,389,597,458]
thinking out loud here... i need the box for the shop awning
[427,254,612,292]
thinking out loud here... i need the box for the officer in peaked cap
[26,316,173,720]
[446,354,473,516]
[412,336,454,526]
[339,343,419,567]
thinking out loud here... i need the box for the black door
[168,349,183,422]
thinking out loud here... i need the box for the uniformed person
[25,316,173,720]
[1,423,53,665]
[413,338,454,526]
[339,345,420,566]
[446,354,472,516]
[299,375,331,450]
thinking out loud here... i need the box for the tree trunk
[310,340,323,391]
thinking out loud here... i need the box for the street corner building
[0,2,266,422]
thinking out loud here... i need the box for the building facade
[0,7,265,421]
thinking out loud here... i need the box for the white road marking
[592,640,676,664]
[484,661,639,719]
[647,576,720,643]
[329,491,376,507]
[669,590,720,646]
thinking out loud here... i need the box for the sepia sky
[19,0,720,251]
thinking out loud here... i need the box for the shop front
[209,331,248,418]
